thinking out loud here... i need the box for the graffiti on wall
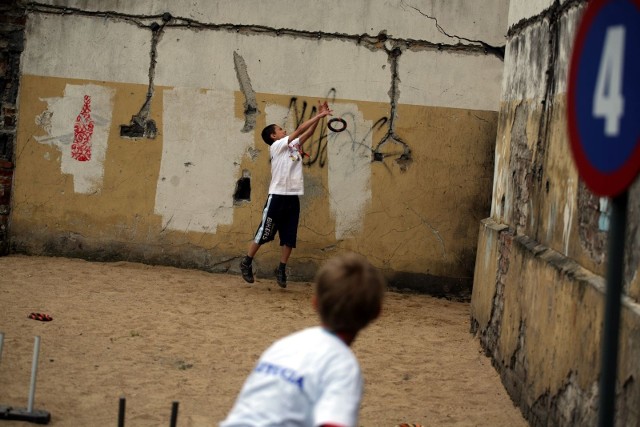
[35,84,114,194]
[284,95,410,171]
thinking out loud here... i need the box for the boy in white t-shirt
[221,252,387,427]
[239,101,332,288]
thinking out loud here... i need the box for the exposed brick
[0,175,11,205]
[0,15,27,26]
[0,133,14,160]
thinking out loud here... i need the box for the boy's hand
[317,101,333,117]
[289,101,333,143]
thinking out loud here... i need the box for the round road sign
[568,0,640,196]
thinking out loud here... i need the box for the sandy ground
[0,255,527,426]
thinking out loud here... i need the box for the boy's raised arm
[289,101,332,143]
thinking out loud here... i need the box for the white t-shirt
[268,136,305,195]
[220,326,363,427]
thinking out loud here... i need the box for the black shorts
[253,194,300,248]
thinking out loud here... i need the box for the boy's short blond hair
[314,253,386,334]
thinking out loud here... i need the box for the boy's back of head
[314,253,386,334]
[261,124,277,145]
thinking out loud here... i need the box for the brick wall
[0,0,25,255]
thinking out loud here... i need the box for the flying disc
[327,118,347,132]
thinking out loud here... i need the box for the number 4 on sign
[593,25,626,137]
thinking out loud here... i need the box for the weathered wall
[0,1,25,255]
[472,0,640,425]
[9,0,509,296]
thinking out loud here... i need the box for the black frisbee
[327,118,347,132]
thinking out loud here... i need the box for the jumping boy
[221,252,387,427]
[239,101,332,288]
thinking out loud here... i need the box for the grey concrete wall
[472,0,640,425]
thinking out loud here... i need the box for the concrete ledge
[471,217,640,426]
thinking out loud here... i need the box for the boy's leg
[248,241,261,258]
[280,245,292,264]
[240,195,279,284]
[274,196,299,288]
[240,242,260,283]
[274,245,292,288]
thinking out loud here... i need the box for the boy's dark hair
[314,253,386,334]
[261,124,277,145]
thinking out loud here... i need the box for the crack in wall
[482,227,513,352]
[408,205,446,259]
[373,41,412,170]
[119,12,172,139]
[233,52,258,133]
[400,0,505,58]
[24,1,504,59]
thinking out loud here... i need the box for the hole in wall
[233,170,251,203]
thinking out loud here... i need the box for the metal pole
[0,332,4,364]
[27,336,41,413]
[118,397,126,427]
[598,190,628,427]
[169,401,179,427]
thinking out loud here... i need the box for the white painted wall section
[36,0,510,47]
[22,13,150,85]
[156,29,390,103]
[34,84,115,194]
[155,87,253,233]
[327,104,372,240]
[401,51,504,111]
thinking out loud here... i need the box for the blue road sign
[568,0,640,196]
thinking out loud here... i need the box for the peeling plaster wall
[472,0,640,425]
[10,0,508,297]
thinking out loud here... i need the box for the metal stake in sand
[118,397,126,427]
[27,336,42,413]
[0,335,51,424]
[169,401,179,427]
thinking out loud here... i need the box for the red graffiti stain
[72,95,94,162]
